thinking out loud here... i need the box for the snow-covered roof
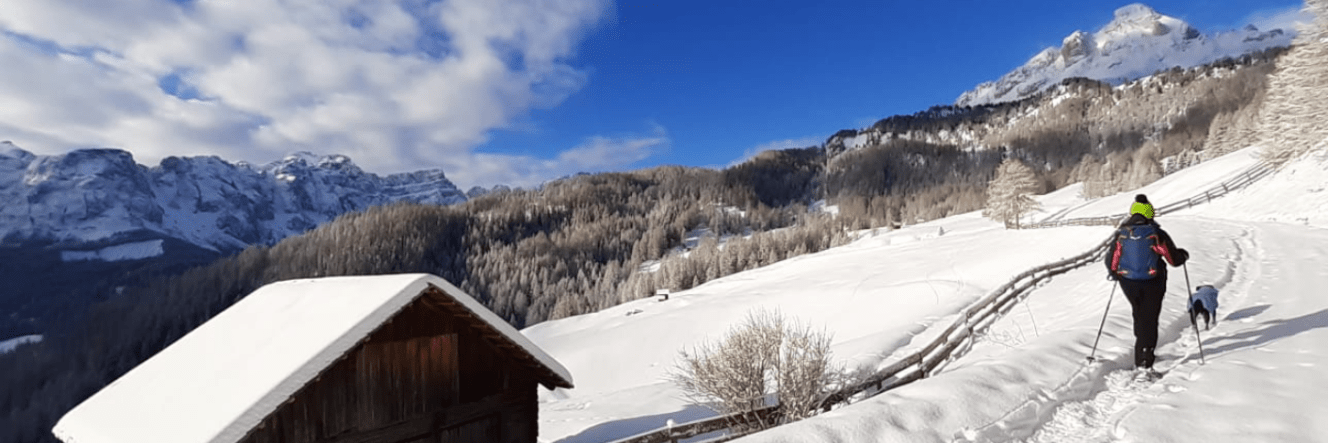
[52,273,573,443]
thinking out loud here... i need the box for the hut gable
[53,274,573,443]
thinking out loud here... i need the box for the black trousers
[1118,277,1167,368]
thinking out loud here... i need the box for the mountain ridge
[955,3,1293,107]
[0,145,467,252]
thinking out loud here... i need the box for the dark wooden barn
[54,274,574,443]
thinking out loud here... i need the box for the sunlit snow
[526,145,1328,443]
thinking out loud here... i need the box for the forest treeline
[1,148,851,442]
[0,46,1288,442]
[828,46,1284,221]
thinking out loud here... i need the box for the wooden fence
[1026,160,1273,229]
[607,160,1275,443]
[605,405,780,443]
[1153,160,1273,215]
[609,238,1114,443]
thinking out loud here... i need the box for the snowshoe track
[956,219,1260,443]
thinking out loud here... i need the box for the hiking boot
[1134,367,1161,382]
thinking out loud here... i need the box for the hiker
[1105,194,1189,372]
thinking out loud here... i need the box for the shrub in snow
[671,308,838,432]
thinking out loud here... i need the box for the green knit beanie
[1130,201,1154,219]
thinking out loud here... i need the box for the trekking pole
[1183,263,1207,365]
[1087,280,1118,362]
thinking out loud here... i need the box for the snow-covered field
[526,145,1328,443]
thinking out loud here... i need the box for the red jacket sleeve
[1153,227,1185,266]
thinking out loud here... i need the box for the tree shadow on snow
[1203,307,1328,356]
[552,404,718,443]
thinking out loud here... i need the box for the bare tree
[983,158,1042,229]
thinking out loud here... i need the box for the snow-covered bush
[671,309,838,431]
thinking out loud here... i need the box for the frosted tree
[984,158,1042,229]
[1259,0,1328,166]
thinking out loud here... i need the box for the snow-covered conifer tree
[1260,0,1328,165]
[984,158,1042,229]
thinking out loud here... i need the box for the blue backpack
[1115,224,1160,280]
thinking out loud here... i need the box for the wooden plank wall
[237,290,542,443]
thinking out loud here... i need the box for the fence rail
[1154,161,1273,215]
[1026,160,1273,229]
[608,159,1276,443]
[606,406,780,443]
[610,238,1114,443]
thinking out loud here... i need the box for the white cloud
[454,125,668,189]
[729,136,821,167]
[0,0,626,188]
[1242,6,1314,34]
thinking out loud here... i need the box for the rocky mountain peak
[1,143,35,167]
[1061,31,1095,61]
[955,3,1293,107]
[1107,4,1163,30]
[0,145,466,250]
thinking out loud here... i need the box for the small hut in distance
[54,273,574,443]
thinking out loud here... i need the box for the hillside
[527,145,1328,442]
[820,45,1283,228]
[0,149,844,442]
[0,34,1290,341]
[0,44,1306,443]
[3,3,1319,441]
[0,147,466,339]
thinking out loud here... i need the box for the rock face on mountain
[956,3,1293,106]
[0,143,466,252]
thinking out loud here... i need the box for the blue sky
[484,0,1306,171]
[0,1,1308,188]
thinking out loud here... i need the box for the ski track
[962,219,1260,443]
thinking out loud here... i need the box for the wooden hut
[53,274,573,443]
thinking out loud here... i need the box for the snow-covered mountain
[0,141,466,252]
[956,3,1293,107]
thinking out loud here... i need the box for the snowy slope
[526,144,1328,442]
[956,4,1294,107]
